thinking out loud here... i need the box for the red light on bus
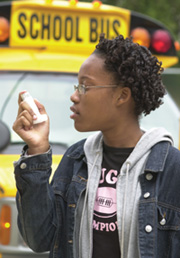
[131,27,151,48]
[151,30,172,53]
[0,17,9,42]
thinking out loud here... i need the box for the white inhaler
[21,91,48,124]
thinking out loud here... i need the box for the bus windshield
[0,72,94,147]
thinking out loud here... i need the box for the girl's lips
[70,106,80,119]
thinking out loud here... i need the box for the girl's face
[70,54,121,133]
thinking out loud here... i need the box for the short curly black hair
[94,34,166,116]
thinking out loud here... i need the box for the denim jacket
[15,139,180,258]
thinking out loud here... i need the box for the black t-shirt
[92,143,133,258]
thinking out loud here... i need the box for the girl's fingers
[19,110,34,125]
[34,99,47,115]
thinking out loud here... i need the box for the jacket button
[144,192,150,198]
[146,173,153,181]
[20,163,27,169]
[145,225,152,233]
[160,218,166,225]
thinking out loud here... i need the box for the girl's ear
[116,87,132,106]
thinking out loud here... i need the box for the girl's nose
[70,89,80,103]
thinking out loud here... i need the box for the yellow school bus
[0,0,179,257]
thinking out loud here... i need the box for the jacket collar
[67,137,171,172]
[145,141,170,173]
[67,139,86,160]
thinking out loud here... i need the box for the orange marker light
[0,205,11,245]
[131,27,151,48]
[0,17,10,42]
[69,0,78,6]
[92,0,102,8]
[175,41,180,51]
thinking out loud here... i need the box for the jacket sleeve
[14,148,57,253]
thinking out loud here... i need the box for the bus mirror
[0,120,10,151]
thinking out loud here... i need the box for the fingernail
[33,115,37,120]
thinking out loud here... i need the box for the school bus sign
[10,1,130,52]
[0,0,178,69]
